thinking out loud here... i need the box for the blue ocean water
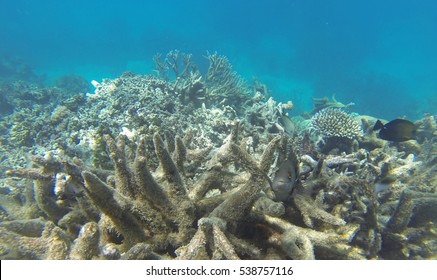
[1,0,436,120]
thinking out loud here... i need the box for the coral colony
[0,51,436,259]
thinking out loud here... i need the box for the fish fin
[373,120,384,131]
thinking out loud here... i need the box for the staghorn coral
[152,50,251,110]
[256,213,363,260]
[153,49,196,81]
[377,189,437,259]
[2,122,373,260]
[0,220,71,259]
[1,53,436,260]
[296,138,437,259]
[204,52,250,109]
[2,128,436,260]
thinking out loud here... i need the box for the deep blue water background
[1,0,436,120]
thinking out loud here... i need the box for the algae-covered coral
[0,51,436,260]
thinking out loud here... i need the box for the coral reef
[0,52,436,260]
[310,107,363,154]
[310,108,363,140]
[0,55,44,84]
[2,124,365,260]
[54,74,90,94]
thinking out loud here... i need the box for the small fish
[54,175,84,200]
[373,183,391,201]
[373,119,416,142]
[271,148,299,201]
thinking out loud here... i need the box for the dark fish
[373,119,416,142]
[271,148,299,201]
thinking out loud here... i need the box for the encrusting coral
[1,51,436,260]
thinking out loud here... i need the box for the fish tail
[373,120,384,131]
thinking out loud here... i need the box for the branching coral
[1,52,280,177]
[3,117,436,260]
[311,108,362,140]
[1,53,436,260]
[153,49,196,80]
[2,122,372,260]
[6,116,434,260]
[379,190,437,259]
[256,213,363,260]
[297,142,437,260]
[310,108,363,154]
[205,52,249,98]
